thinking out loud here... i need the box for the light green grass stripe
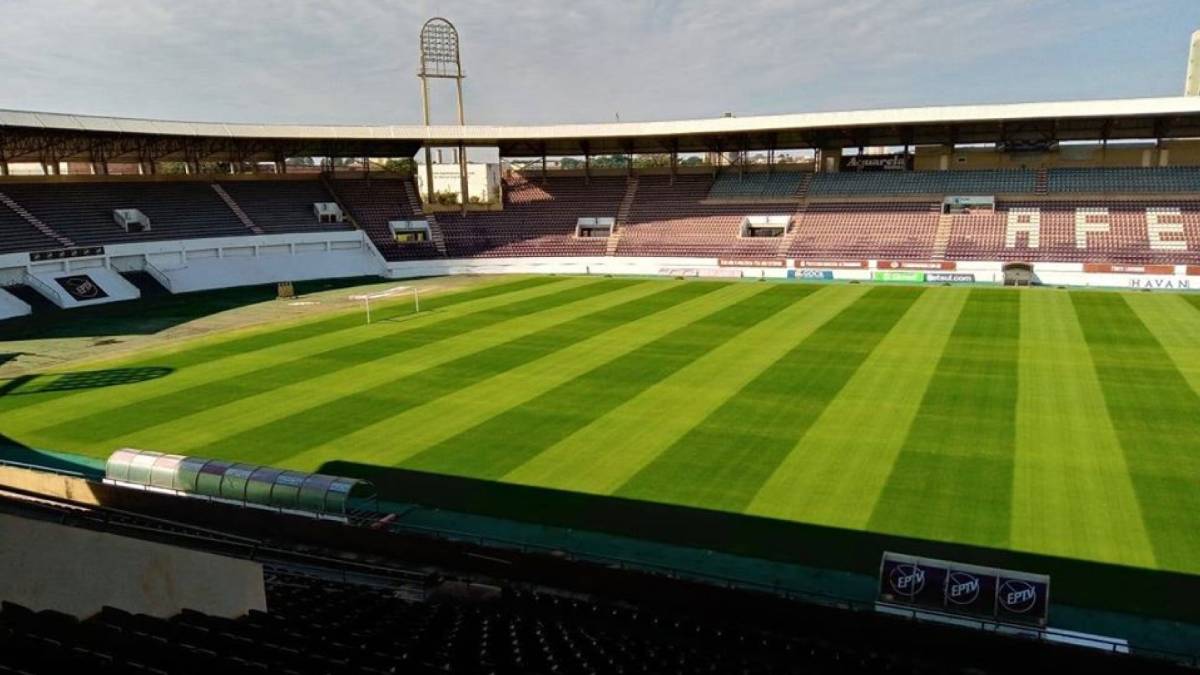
[0,275,554,414]
[1124,293,1200,397]
[866,289,1020,549]
[1072,292,1200,573]
[614,286,923,513]
[399,284,818,479]
[0,277,580,435]
[745,286,968,527]
[1010,290,1155,568]
[92,280,674,457]
[278,282,767,471]
[504,284,868,494]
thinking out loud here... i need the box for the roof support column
[541,143,547,184]
[458,143,468,215]
[424,145,435,204]
[581,140,590,185]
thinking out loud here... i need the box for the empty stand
[616,175,790,258]
[328,177,441,261]
[1048,167,1200,193]
[435,175,620,258]
[218,180,353,235]
[0,181,250,246]
[787,202,941,260]
[0,193,65,254]
[708,171,806,199]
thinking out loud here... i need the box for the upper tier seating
[0,181,249,246]
[435,175,620,258]
[708,171,805,199]
[788,202,941,260]
[808,169,1035,196]
[329,178,441,261]
[217,180,354,234]
[0,203,61,255]
[616,175,793,258]
[1047,166,1200,193]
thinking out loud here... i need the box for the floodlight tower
[418,18,469,214]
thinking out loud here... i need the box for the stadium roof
[3,96,1200,162]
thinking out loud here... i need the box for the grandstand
[7,20,1200,673]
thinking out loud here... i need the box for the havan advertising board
[878,552,1049,626]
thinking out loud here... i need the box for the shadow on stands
[322,460,1200,625]
[0,366,173,399]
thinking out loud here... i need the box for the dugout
[104,449,376,519]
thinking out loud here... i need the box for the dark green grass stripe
[36,278,630,444]
[1072,292,1200,569]
[614,286,922,512]
[399,284,820,479]
[1182,293,1200,314]
[194,281,727,466]
[866,289,1020,548]
[0,276,560,413]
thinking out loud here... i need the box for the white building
[417,162,501,204]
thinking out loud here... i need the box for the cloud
[0,0,1189,125]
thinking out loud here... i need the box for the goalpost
[350,286,420,324]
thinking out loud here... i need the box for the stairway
[403,179,448,256]
[211,183,265,234]
[1034,168,1049,195]
[777,201,808,258]
[0,191,74,248]
[608,177,639,256]
[794,173,813,199]
[931,212,954,260]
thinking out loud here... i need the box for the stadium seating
[329,178,442,261]
[946,201,1200,263]
[0,181,251,245]
[0,200,62,254]
[217,180,354,234]
[808,169,1035,196]
[616,175,793,258]
[1047,166,1200,193]
[435,175,619,258]
[788,202,941,260]
[707,171,806,199]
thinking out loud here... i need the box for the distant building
[417,162,501,204]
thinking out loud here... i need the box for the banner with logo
[793,269,834,280]
[54,274,108,301]
[926,272,976,283]
[29,246,105,262]
[718,258,786,268]
[878,552,1049,626]
[840,153,912,172]
[873,271,925,283]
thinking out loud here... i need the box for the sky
[0,0,1196,126]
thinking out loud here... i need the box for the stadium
[3,7,1200,673]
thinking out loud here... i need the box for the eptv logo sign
[888,564,926,597]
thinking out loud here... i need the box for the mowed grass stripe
[614,286,922,512]
[0,277,579,432]
[1010,291,1154,567]
[1072,292,1200,572]
[746,286,968,527]
[0,275,555,414]
[1124,293,1200,397]
[123,280,688,456]
[504,285,868,494]
[189,281,724,466]
[277,282,763,471]
[866,289,1020,549]
[399,284,810,479]
[29,278,617,447]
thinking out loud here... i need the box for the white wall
[0,288,30,320]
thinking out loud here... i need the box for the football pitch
[2,275,1200,575]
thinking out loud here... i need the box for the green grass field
[3,275,1200,576]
